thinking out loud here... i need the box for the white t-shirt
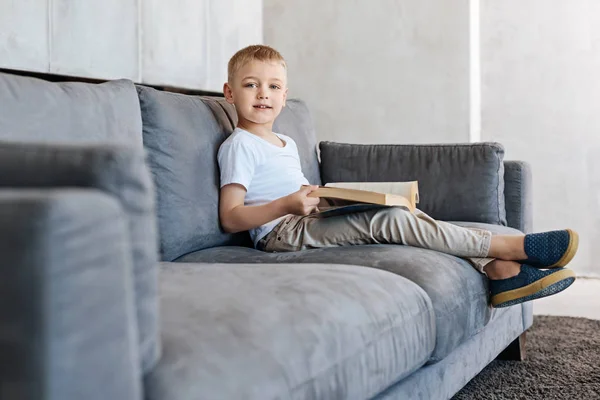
[217,128,310,245]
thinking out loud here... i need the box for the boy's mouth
[253,105,272,109]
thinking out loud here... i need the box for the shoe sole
[491,268,576,308]
[550,229,579,268]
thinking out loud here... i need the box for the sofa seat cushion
[176,222,523,362]
[145,263,435,400]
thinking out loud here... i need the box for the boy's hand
[283,185,320,215]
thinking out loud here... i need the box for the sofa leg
[497,332,527,361]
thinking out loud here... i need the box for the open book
[307,181,419,218]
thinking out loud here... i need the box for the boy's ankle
[484,260,521,280]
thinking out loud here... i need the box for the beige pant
[257,207,494,273]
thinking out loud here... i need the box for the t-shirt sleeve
[217,139,257,190]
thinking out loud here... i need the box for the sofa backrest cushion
[0,73,143,147]
[319,141,508,226]
[136,86,321,260]
[137,86,251,260]
[0,72,160,375]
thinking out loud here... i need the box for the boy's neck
[237,119,274,138]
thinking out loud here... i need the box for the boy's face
[224,60,288,128]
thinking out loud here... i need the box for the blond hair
[227,45,287,83]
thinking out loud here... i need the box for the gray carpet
[453,316,600,399]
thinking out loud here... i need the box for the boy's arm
[219,184,320,233]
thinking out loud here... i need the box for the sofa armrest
[504,161,533,234]
[319,142,507,225]
[0,189,141,400]
[0,141,159,374]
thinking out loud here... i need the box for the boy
[218,45,577,308]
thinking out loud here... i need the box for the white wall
[0,0,50,73]
[264,0,472,144]
[481,1,600,277]
[0,0,262,91]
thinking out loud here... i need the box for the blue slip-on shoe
[520,229,579,268]
[490,264,576,308]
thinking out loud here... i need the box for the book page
[324,181,419,203]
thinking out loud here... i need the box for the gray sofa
[0,72,533,400]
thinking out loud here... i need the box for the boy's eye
[244,83,257,88]
[270,84,281,90]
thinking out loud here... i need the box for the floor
[532,277,600,320]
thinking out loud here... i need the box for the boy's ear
[223,82,234,104]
